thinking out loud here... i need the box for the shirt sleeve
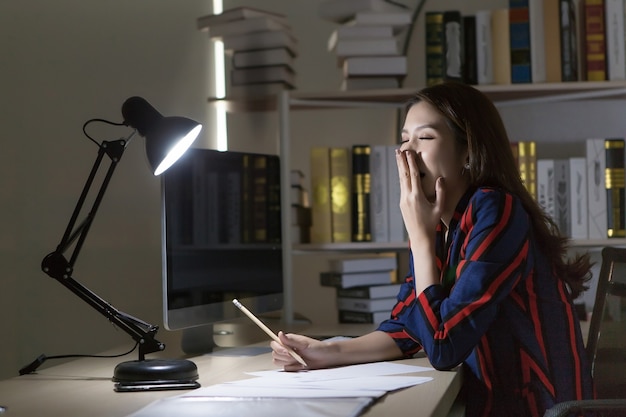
[379,189,531,368]
[376,273,423,357]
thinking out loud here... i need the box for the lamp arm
[56,139,125,259]
[41,138,165,360]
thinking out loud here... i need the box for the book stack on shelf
[425,0,626,86]
[309,144,406,244]
[197,6,298,97]
[290,169,312,243]
[532,137,626,241]
[370,145,406,243]
[317,0,412,90]
[309,146,352,243]
[319,256,399,324]
[510,140,537,200]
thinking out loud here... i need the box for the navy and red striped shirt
[377,187,593,417]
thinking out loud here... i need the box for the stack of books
[197,6,297,97]
[309,146,352,243]
[319,256,399,324]
[536,137,626,241]
[309,144,407,244]
[290,169,312,243]
[317,0,412,90]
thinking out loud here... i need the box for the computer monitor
[160,148,283,353]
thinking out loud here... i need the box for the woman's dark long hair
[405,81,591,297]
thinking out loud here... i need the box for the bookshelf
[293,238,626,253]
[212,81,626,112]
[210,80,626,323]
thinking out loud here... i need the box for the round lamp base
[112,358,200,392]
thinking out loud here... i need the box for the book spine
[291,204,312,226]
[560,0,580,81]
[605,138,626,237]
[232,47,294,69]
[336,297,396,313]
[336,284,400,299]
[342,56,407,77]
[569,157,588,239]
[425,11,445,86]
[330,256,397,273]
[529,141,537,200]
[370,145,389,242]
[543,0,563,82]
[330,147,352,243]
[386,145,406,242]
[334,38,400,58]
[463,15,478,85]
[443,11,463,82]
[586,138,608,239]
[518,141,537,199]
[605,0,626,80]
[320,272,342,287]
[337,287,372,299]
[529,0,547,82]
[584,0,608,80]
[554,159,571,237]
[509,0,533,83]
[338,310,390,324]
[351,145,372,242]
[537,159,556,221]
[310,147,332,243]
[492,8,513,84]
[320,270,394,288]
[475,10,494,84]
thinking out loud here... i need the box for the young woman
[271,82,594,417]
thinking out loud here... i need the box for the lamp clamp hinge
[41,251,73,279]
[101,139,127,162]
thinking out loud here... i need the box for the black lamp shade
[122,97,202,175]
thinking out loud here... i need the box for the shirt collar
[447,186,476,235]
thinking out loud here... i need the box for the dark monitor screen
[160,148,283,334]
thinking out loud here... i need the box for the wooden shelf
[293,241,408,254]
[569,238,626,248]
[209,81,626,112]
[292,238,626,253]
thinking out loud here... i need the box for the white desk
[0,324,461,417]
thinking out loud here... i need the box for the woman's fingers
[271,340,297,366]
[395,148,410,187]
[396,149,423,195]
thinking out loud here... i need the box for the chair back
[586,246,626,399]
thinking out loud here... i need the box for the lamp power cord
[18,343,138,375]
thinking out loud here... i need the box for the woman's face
[399,100,469,203]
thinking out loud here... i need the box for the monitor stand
[180,320,267,354]
[181,325,216,355]
[180,314,313,355]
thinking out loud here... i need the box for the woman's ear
[462,148,470,170]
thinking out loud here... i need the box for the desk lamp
[37,96,202,391]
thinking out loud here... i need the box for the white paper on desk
[184,384,388,399]
[247,361,434,382]
[126,396,374,417]
[223,375,434,392]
